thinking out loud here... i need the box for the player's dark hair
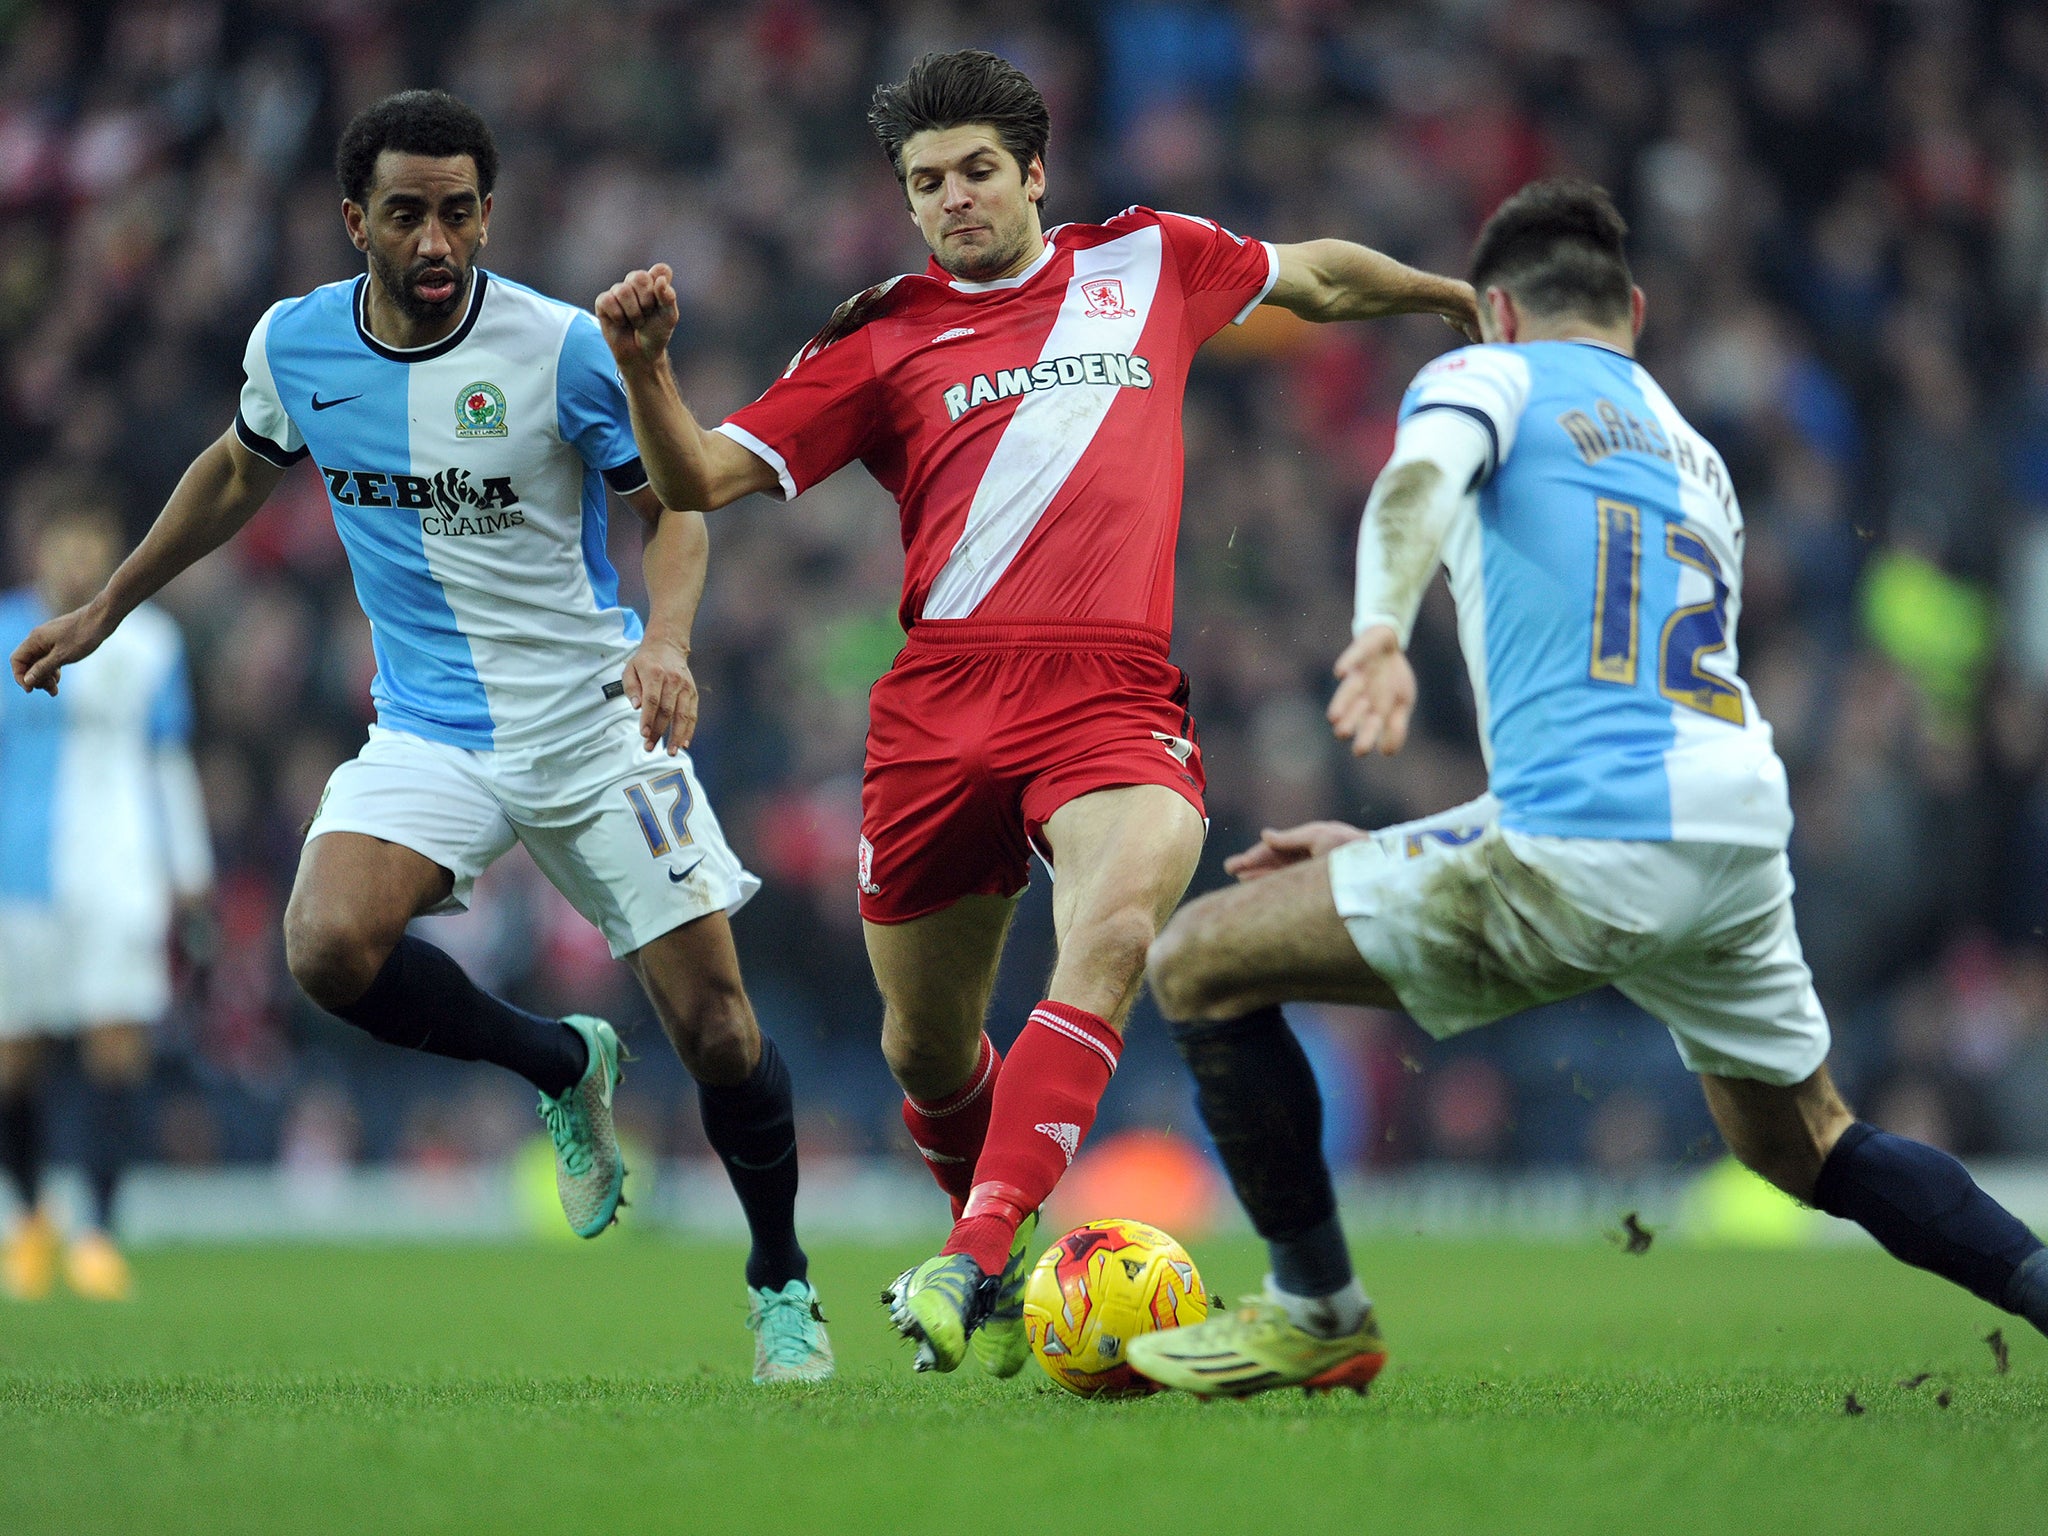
[867,50,1050,191]
[335,89,499,206]
[1469,178,1633,325]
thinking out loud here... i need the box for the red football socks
[901,1033,1002,1218]
[942,1001,1122,1276]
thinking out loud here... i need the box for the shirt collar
[927,236,1057,294]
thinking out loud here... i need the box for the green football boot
[882,1252,999,1373]
[536,1014,625,1238]
[971,1209,1038,1378]
[1126,1295,1388,1399]
[748,1279,836,1384]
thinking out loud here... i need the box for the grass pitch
[3,1234,2044,1535]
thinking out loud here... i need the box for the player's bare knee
[881,1015,977,1101]
[1146,908,1229,1022]
[664,977,757,1085]
[282,906,387,1011]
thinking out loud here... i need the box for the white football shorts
[306,709,760,959]
[0,905,171,1035]
[1326,795,1830,1086]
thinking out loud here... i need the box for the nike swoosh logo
[311,393,362,411]
[667,855,707,885]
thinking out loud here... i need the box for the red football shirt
[717,206,1277,637]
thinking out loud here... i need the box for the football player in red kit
[596,49,1477,1375]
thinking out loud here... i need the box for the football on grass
[1023,1217,1207,1397]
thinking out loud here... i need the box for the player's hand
[623,629,698,754]
[1224,822,1369,881]
[1328,625,1417,757]
[595,264,680,371]
[1442,281,1482,342]
[11,600,112,696]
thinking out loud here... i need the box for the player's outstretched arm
[12,429,283,695]
[1268,240,1480,338]
[595,265,780,513]
[620,486,706,755]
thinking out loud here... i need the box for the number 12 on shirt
[624,770,695,857]
[1588,498,1745,725]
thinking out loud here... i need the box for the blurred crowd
[6,0,2048,1184]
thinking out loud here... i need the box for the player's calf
[1709,1068,2048,1338]
[630,916,814,1300]
[1167,1006,1369,1335]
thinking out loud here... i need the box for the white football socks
[1265,1275,1370,1339]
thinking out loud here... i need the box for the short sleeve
[556,312,650,494]
[716,327,883,502]
[1397,345,1533,484]
[1155,209,1279,339]
[234,302,307,467]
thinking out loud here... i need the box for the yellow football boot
[63,1230,134,1301]
[2,1208,59,1301]
[1126,1295,1387,1398]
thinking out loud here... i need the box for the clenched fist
[595,264,680,370]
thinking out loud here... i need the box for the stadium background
[5,0,2048,1217]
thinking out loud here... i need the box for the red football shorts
[858,620,1207,925]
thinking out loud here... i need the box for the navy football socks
[1170,1005,1357,1300]
[81,1077,138,1232]
[0,1085,42,1212]
[1814,1120,2048,1334]
[698,1034,808,1291]
[331,934,588,1098]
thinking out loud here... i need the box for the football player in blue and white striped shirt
[0,488,211,1301]
[1129,180,2048,1397]
[10,91,830,1380]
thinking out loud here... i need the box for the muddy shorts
[1325,795,1830,1087]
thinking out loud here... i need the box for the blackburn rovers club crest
[455,380,507,438]
[1080,278,1135,319]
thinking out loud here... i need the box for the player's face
[900,127,1045,282]
[35,521,119,612]
[345,151,492,326]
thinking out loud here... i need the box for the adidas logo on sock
[1035,1122,1081,1164]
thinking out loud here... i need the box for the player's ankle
[941,1220,1007,1278]
[1265,1276,1370,1339]
[1267,1213,1355,1300]
[2003,1247,2048,1336]
[944,1182,1032,1275]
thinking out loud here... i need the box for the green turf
[3,1235,2044,1534]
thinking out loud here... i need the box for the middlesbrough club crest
[1080,278,1135,319]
